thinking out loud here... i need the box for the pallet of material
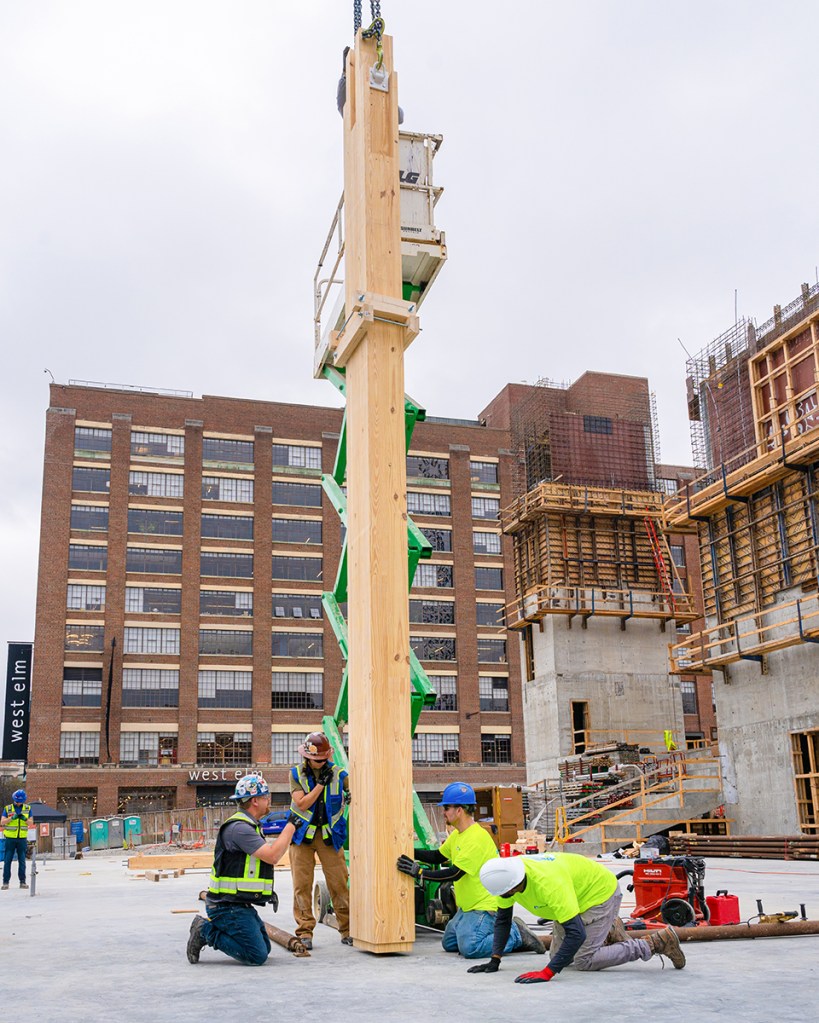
[669,833,819,860]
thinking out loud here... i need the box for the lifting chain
[353,1,385,67]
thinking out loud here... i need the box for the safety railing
[503,482,666,533]
[669,592,819,672]
[507,584,697,630]
[551,755,722,850]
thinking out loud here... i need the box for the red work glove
[515,966,555,984]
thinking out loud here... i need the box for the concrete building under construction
[668,282,819,836]
[481,374,716,804]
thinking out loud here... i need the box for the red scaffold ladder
[644,515,677,616]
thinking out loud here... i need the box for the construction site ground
[6,852,817,1022]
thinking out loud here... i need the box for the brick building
[29,383,524,816]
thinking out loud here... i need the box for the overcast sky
[2,1,818,656]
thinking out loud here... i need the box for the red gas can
[706,890,740,925]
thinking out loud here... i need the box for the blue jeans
[3,838,27,885]
[442,909,522,959]
[202,903,272,966]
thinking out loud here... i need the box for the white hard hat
[480,856,526,896]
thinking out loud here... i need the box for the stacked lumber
[669,833,819,860]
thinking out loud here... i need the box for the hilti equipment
[617,856,709,928]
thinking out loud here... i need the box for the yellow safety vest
[207,810,275,905]
[3,804,32,840]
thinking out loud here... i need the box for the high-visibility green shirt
[439,823,499,913]
[497,853,617,923]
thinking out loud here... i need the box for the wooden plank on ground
[128,853,212,870]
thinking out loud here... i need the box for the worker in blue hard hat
[186,774,300,966]
[396,781,544,959]
[2,789,33,890]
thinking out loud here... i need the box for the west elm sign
[2,642,33,762]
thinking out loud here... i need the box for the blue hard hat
[12,789,26,804]
[229,774,270,802]
[438,782,476,806]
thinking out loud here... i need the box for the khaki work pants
[290,839,350,940]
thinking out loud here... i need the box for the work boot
[514,917,546,954]
[19,882,28,890]
[1,884,8,891]
[186,915,208,964]
[604,916,629,945]
[300,937,313,950]
[644,927,686,969]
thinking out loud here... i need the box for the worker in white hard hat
[186,773,299,966]
[469,853,686,982]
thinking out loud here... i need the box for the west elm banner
[2,642,33,762]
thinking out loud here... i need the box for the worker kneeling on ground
[187,774,298,966]
[289,731,352,949]
[469,853,685,982]
[396,782,543,959]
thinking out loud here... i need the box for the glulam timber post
[335,29,415,952]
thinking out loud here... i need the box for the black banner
[3,643,33,761]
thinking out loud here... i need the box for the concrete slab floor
[3,854,817,1023]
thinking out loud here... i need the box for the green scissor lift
[316,364,454,929]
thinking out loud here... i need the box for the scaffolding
[503,482,696,629]
[685,281,819,475]
[667,283,819,671]
[508,377,660,500]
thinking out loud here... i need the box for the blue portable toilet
[123,816,142,846]
[90,818,109,850]
[70,820,84,845]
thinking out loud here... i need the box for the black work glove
[286,812,302,829]
[317,763,334,786]
[396,854,423,878]
[467,958,501,974]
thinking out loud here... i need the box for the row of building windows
[76,429,323,469]
[58,728,512,766]
[76,429,499,483]
[72,467,502,519]
[67,585,504,628]
[72,508,501,556]
[61,667,510,711]
[66,623,507,661]
[66,546,505,590]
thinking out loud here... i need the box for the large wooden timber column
[335,29,415,952]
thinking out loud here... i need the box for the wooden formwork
[503,483,694,629]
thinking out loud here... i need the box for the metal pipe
[534,919,819,950]
[263,922,312,957]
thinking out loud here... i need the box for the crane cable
[353,1,385,68]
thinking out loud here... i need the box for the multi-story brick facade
[29,384,524,816]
